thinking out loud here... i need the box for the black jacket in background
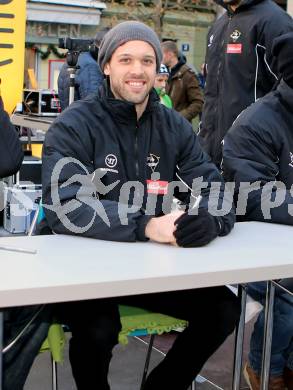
[0,97,23,178]
[42,81,235,242]
[199,0,293,167]
[223,80,293,225]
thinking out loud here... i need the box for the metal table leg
[0,310,3,390]
[260,281,275,390]
[232,285,247,390]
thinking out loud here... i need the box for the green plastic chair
[45,305,187,390]
[119,305,187,389]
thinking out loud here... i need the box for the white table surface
[0,222,292,308]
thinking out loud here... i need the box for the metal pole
[0,310,4,390]
[69,72,75,106]
[52,356,58,390]
[28,204,40,236]
[260,281,275,390]
[140,334,155,390]
[232,285,247,390]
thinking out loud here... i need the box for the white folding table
[0,221,292,389]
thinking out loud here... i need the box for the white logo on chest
[105,154,117,168]
[147,154,160,173]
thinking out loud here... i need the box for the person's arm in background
[179,70,203,122]
[78,62,104,99]
[0,96,23,178]
[258,10,293,86]
[57,62,70,111]
[222,121,293,225]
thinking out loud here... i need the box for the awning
[28,0,106,9]
[27,0,106,25]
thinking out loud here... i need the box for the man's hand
[174,208,220,248]
[145,211,184,244]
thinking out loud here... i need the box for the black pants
[54,299,121,390]
[55,286,240,390]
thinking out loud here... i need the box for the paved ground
[24,320,254,390]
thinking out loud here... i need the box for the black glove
[174,208,220,248]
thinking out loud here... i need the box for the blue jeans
[248,282,293,376]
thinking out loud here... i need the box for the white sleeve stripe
[255,44,278,102]
[175,166,202,207]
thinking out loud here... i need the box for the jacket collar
[170,64,191,80]
[99,79,160,125]
[170,56,186,78]
[215,0,265,13]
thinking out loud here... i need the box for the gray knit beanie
[98,21,162,72]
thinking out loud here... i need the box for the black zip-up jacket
[223,80,293,225]
[199,0,293,167]
[0,97,23,178]
[42,82,235,242]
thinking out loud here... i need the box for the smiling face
[104,40,157,109]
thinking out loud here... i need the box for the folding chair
[39,323,66,390]
[49,306,187,390]
[119,305,187,389]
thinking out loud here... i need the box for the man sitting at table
[222,32,293,390]
[41,21,240,390]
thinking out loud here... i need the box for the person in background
[57,28,109,110]
[0,93,23,178]
[0,86,51,390]
[197,63,206,90]
[154,63,172,108]
[222,32,293,390]
[0,85,23,225]
[199,0,293,167]
[161,40,203,122]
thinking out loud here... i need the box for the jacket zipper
[217,14,233,91]
[216,14,233,118]
[134,124,139,179]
